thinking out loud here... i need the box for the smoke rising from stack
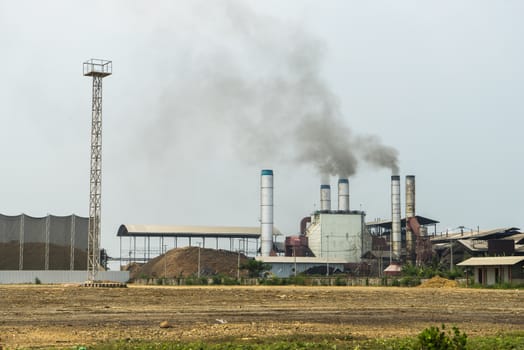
[141,1,399,178]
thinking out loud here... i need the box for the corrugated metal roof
[366,215,439,228]
[509,233,524,244]
[256,256,349,264]
[117,224,281,238]
[457,239,487,252]
[457,256,524,266]
[431,227,520,243]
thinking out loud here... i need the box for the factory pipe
[260,169,274,257]
[391,175,401,260]
[320,184,331,212]
[300,216,311,236]
[405,175,416,263]
[337,178,349,212]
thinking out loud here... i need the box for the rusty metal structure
[83,59,112,282]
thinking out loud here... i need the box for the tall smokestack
[391,175,401,261]
[260,169,274,257]
[338,178,349,212]
[320,184,331,212]
[405,175,416,263]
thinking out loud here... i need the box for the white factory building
[306,212,370,262]
[257,171,373,277]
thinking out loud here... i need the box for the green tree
[240,259,272,278]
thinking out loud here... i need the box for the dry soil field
[0,284,522,348]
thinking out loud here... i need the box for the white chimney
[320,184,331,212]
[338,178,349,212]
[391,175,401,260]
[260,169,274,257]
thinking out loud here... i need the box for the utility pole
[293,246,297,278]
[237,239,243,281]
[197,243,201,279]
[326,235,330,277]
[83,59,112,282]
[237,250,240,280]
[450,239,454,271]
[163,245,167,279]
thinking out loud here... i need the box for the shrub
[417,324,467,350]
[240,259,272,278]
[222,276,239,285]
[34,277,41,285]
[263,277,284,285]
[288,276,306,285]
[400,276,421,287]
[391,279,400,287]
[335,276,347,286]
[445,268,464,280]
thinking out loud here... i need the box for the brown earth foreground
[0,285,522,348]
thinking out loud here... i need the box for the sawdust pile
[127,246,250,280]
[418,276,458,288]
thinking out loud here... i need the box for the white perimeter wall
[0,271,129,284]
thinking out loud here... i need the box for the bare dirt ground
[0,284,522,348]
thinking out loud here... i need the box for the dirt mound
[122,262,143,275]
[130,246,250,280]
[418,276,458,288]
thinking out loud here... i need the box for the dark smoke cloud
[358,135,400,175]
[141,1,399,178]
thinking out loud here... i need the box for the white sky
[1,1,523,258]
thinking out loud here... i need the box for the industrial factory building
[255,170,444,277]
[257,171,373,277]
[306,211,370,262]
[116,168,524,280]
[118,169,443,278]
[431,227,524,271]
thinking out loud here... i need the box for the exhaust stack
[260,169,274,257]
[391,175,401,260]
[338,178,349,212]
[320,184,331,212]
[405,175,416,262]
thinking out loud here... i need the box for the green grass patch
[70,329,524,350]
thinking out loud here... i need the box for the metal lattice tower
[83,59,112,282]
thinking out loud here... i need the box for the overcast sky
[1,1,523,258]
